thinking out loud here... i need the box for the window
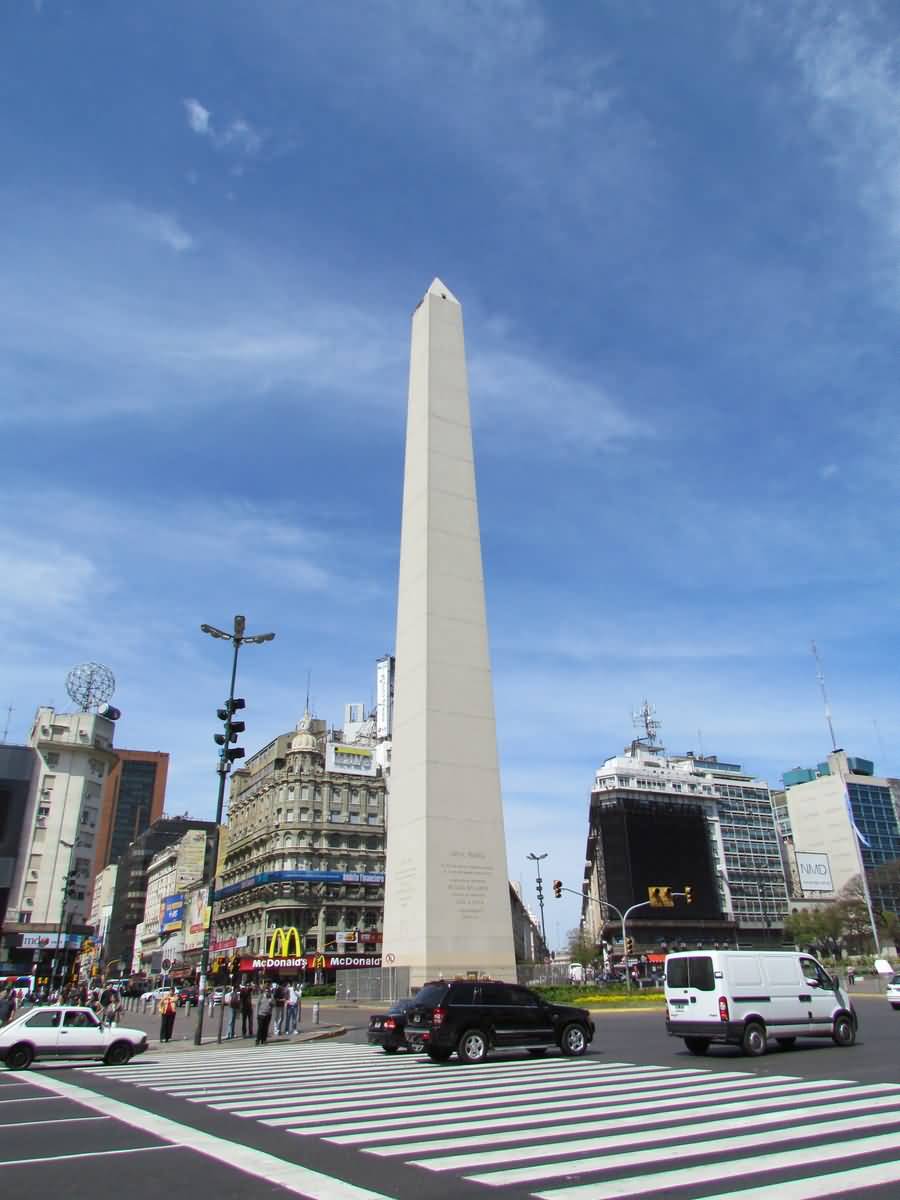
[665,956,715,991]
[26,1011,61,1028]
[18,911,31,923]
[64,1010,99,1028]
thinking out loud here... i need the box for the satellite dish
[65,663,116,712]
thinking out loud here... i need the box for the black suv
[404,979,594,1063]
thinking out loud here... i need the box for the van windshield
[666,956,715,991]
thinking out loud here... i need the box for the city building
[96,749,168,871]
[509,882,550,963]
[781,751,900,914]
[216,707,387,960]
[101,816,217,979]
[582,707,789,954]
[0,745,37,928]
[84,864,118,980]
[135,827,211,976]
[0,707,118,981]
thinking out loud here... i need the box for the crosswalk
[94,1043,900,1197]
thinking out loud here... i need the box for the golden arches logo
[267,927,303,958]
[312,954,326,970]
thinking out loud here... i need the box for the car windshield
[891,975,900,985]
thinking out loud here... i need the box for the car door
[506,985,546,1045]
[20,1009,63,1057]
[800,956,837,1032]
[58,1009,106,1057]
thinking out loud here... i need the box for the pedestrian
[284,983,299,1035]
[256,987,273,1045]
[272,982,286,1036]
[105,992,122,1026]
[847,965,856,987]
[240,984,254,1038]
[159,992,177,1042]
[0,989,15,1028]
[226,986,240,1039]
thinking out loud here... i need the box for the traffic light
[215,697,247,764]
[625,937,634,954]
[64,868,78,900]
[648,886,673,907]
[684,885,693,905]
[552,880,563,899]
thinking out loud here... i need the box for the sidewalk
[108,1002,361,1054]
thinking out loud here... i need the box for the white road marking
[0,1145,177,1166]
[700,1160,900,1199]
[23,1071,399,1200]
[531,1131,900,1199]
[0,1115,110,1129]
[468,1114,900,1186]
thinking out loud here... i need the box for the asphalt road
[3,991,898,1200]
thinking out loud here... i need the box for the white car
[887,973,900,1011]
[0,1006,148,1070]
[141,987,174,1003]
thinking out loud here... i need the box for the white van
[665,950,857,1057]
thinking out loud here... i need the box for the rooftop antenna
[1,705,12,743]
[632,699,662,753]
[305,669,311,715]
[697,729,705,759]
[810,641,838,751]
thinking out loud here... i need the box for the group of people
[225,982,303,1044]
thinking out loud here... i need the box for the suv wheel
[741,1021,767,1057]
[832,1014,856,1047]
[425,1046,452,1062]
[560,1023,588,1057]
[6,1044,33,1071]
[458,1029,488,1063]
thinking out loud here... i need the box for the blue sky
[4,1,900,944]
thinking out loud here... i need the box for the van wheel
[832,1014,856,1047]
[5,1044,33,1071]
[776,1037,796,1050]
[684,1037,710,1056]
[560,1024,588,1057]
[381,1045,399,1054]
[741,1021,767,1057]
[457,1030,488,1063]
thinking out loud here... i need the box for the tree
[566,926,596,967]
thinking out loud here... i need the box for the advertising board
[796,851,834,893]
[325,742,378,777]
[160,894,184,931]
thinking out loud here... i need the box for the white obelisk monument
[381,278,517,988]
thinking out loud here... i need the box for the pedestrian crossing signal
[552,880,562,899]
[648,886,673,907]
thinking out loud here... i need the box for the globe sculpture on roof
[65,662,116,712]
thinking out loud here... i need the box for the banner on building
[796,851,834,893]
[19,933,84,950]
[160,894,184,931]
[239,953,382,971]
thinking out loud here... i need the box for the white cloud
[109,203,193,252]
[183,97,263,156]
[184,97,211,135]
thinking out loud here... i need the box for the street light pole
[194,615,275,1046]
[527,852,548,952]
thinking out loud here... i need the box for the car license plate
[372,1019,382,1029]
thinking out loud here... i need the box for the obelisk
[381,278,517,989]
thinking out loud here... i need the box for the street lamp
[194,614,275,1045]
[527,852,548,952]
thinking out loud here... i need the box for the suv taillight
[432,1006,446,1027]
[384,1018,396,1030]
[718,996,729,1022]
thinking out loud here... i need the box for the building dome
[292,708,318,753]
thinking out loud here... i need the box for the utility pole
[527,852,548,951]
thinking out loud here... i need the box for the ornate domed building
[215,707,386,965]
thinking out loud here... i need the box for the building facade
[135,828,210,975]
[582,721,789,953]
[0,745,37,928]
[102,817,217,979]
[782,751,900,914]
[216,710,387,960]
[96,749,168,871]
[1,708,118,978]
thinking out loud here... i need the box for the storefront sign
[19,933,84,950]
[267,927,303,957]
[239,954,382,971]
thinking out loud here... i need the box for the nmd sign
[796,851,834,893]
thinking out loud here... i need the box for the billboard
[325,742,377,777]
[184,888,210,949]
[796,851,834,893]
[160,894,184,931]
[19,933,84,950]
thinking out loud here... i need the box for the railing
[335,966,410,1003]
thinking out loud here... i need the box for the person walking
[159,992,177,1042]
[226,986,240,1039]
[256,987,273,1045]
[847,965,856,987]
[272,982,286,1036]
[240,984,254,1038]
[284,983,299,1036]
[105,991,122,1026]
[0,989,16,1028]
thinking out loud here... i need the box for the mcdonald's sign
[312,954,326,971]
[267,927,303,958]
